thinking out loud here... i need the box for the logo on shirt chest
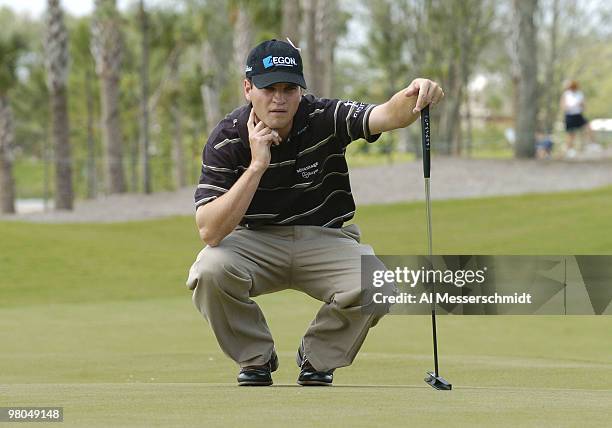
[296,161,319,179]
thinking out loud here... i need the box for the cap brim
[252,71,307,89]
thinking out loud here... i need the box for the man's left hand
[404,78,445,114]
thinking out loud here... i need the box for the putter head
[424,371,452,390]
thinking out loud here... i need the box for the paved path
[3,157,612,223]
[350,157,612,205]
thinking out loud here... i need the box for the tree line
[0,0,609,213]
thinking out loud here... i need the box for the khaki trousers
[186,223,392,372]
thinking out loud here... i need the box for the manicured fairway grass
[1,187,612,427]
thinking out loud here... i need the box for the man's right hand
[247,108,282,172]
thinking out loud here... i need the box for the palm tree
[44,0,74,210]
[197,0,232,133]
[91,0,126,193]
[149,7,196,190]
[282,0,300,45]
[231,1,253,103]
[0,96,16,214]
[317,0,338,96]
[301,0,319,95]
[139,0,151,194]
[514,0,538,158]
[0,34,24,214]
[72,18,98,199]
[299,0,338,97]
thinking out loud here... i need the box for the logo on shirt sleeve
[344,100,367,118]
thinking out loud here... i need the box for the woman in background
[560,80,595,158]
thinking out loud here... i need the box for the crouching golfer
[186,39,444,386]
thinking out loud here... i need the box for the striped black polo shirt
[194,94,381,228]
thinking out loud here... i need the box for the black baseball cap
[245,39,307,89]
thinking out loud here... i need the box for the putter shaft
[425,177,438,377]
[421,106,450,389]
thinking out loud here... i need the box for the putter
[420,105,452,391]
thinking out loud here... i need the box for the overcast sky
[0,0,132,17]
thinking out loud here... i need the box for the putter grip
[420,105,431,179]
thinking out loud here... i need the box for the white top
[562,90,584,115]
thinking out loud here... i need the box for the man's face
[244,80,302,132]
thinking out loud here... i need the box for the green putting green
[1,186,611,426]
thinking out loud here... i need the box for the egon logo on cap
[246,39,307,89]
[263,55,297,69]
